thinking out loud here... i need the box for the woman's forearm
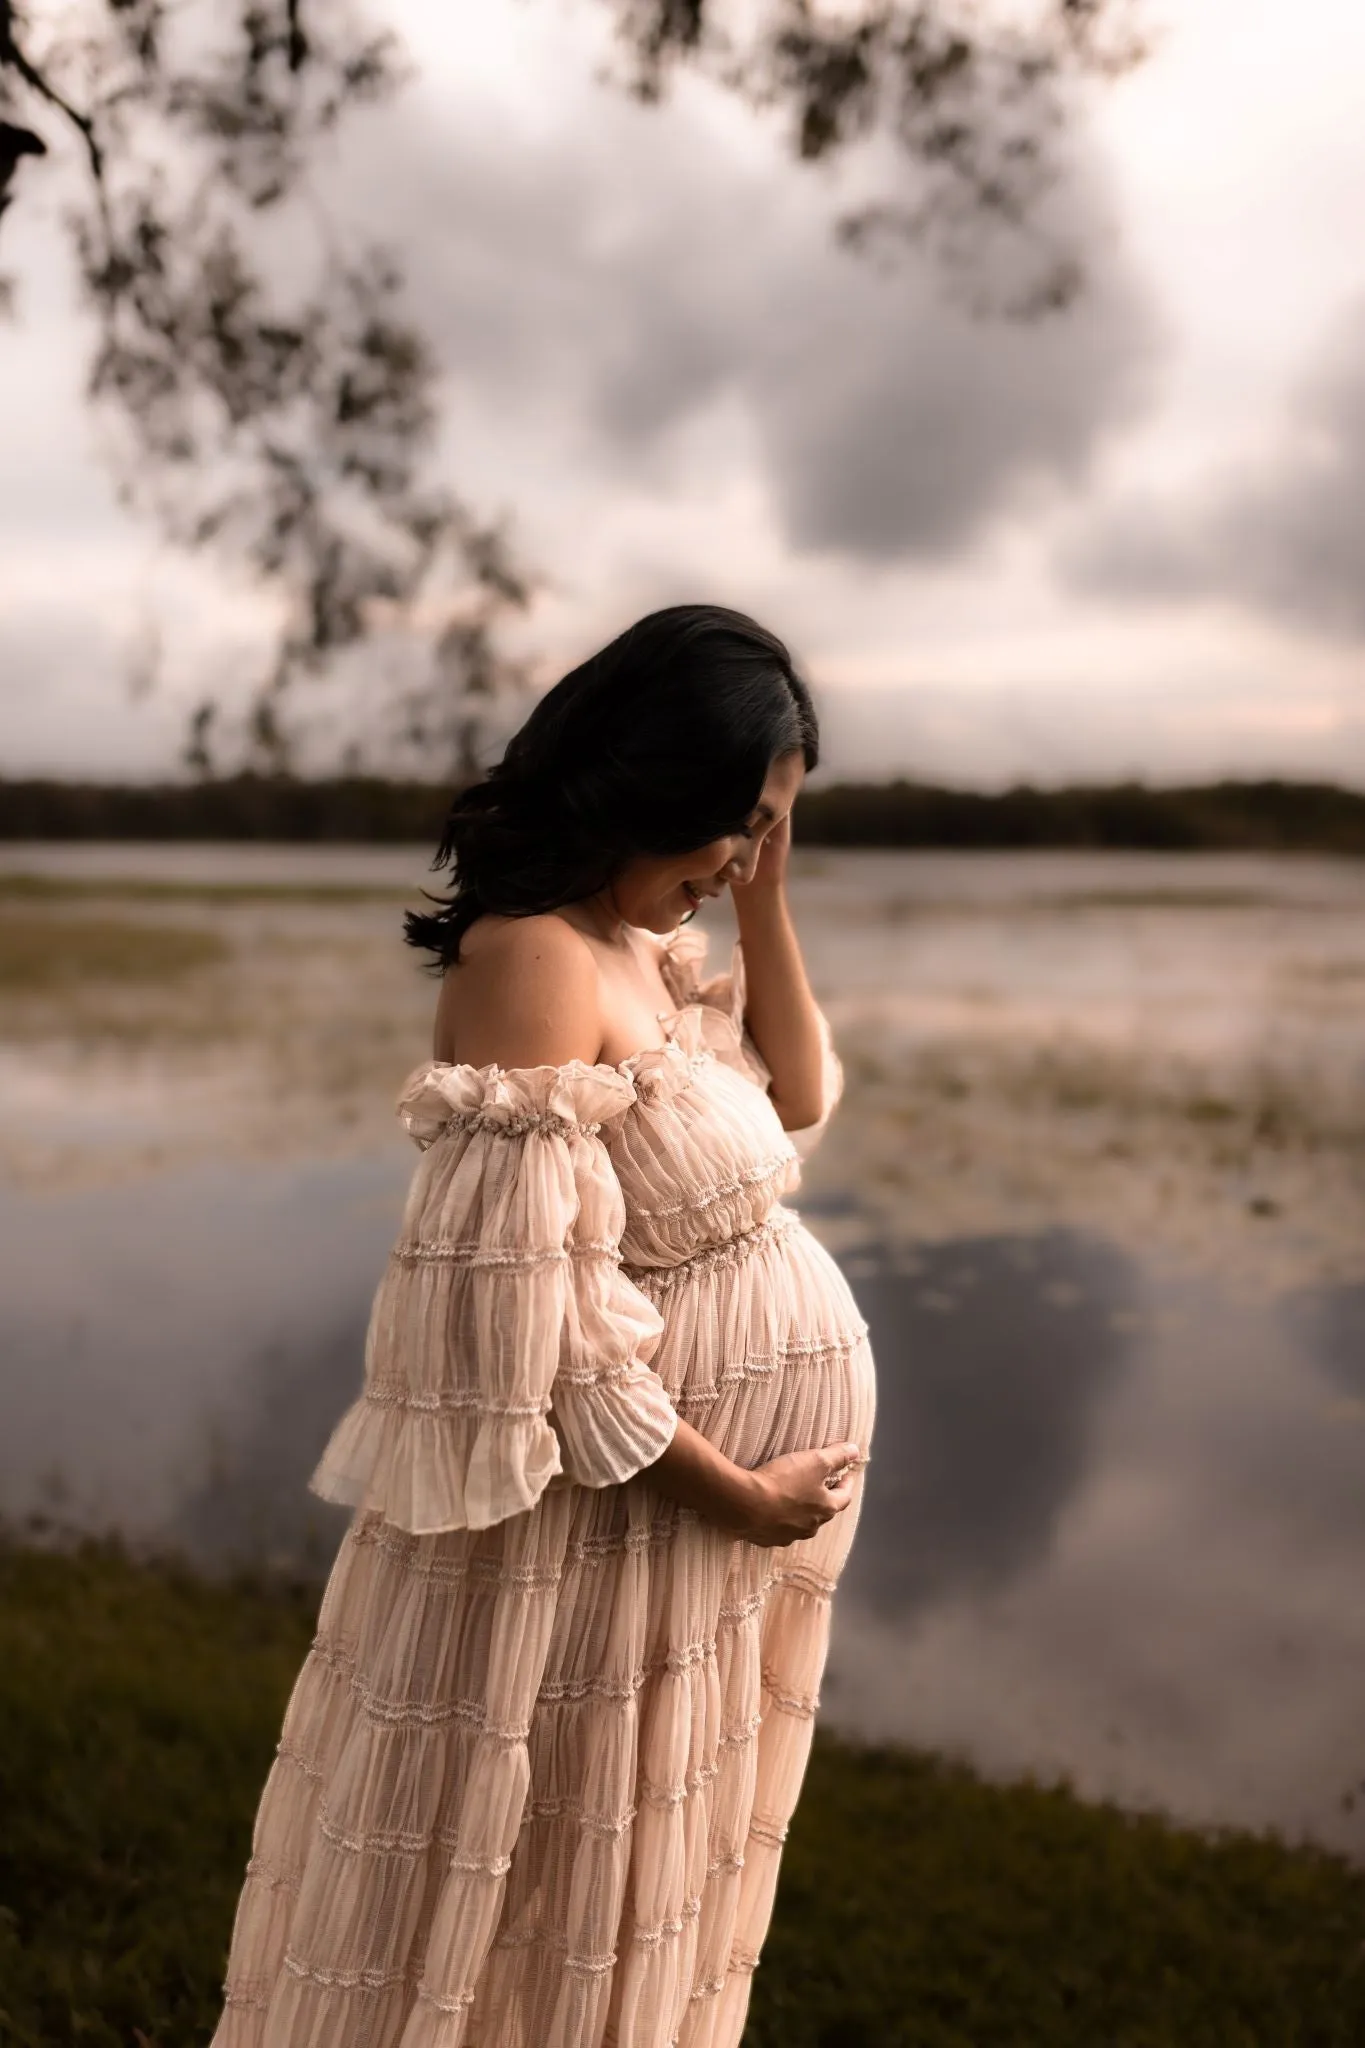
[644,1416,760,1533]
[732,886,827,1131]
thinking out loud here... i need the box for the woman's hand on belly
[644,1419,864,1547]
[739,1442,864,1547]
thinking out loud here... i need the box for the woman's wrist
[732,878,788,924]
[718,1459,764,1532]
[645,1416,763,1535]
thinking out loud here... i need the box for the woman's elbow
[773,1087,827,1134]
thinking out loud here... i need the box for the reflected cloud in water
[826,1233,1365,1861]
[835,1227,1143,1616]
[0,1156,404,1567]
[1,1158,1363,1859]
[1280,1275,1365,1407]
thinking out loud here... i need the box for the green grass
[749,1747,1365,2047]
[0,1539,316,2048]
[0,912,227,991]
[0,1538,1362,2047]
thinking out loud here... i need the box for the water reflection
[837,1228,1143,1617]
[170,1319,358,1575]
[0,1155,404,1565]
[828,1239,1365,1861]
[1,1155,1362,1859]
[1280,1275,1365,1407]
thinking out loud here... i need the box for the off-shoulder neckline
[415,1045,689,1089]
[423,921,713,1085]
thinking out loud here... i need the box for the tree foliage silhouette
[0,1,1145,776]
[606,1,1146,316]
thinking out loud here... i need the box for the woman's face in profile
[611,749,806,933]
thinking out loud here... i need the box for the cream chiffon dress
[212,924,876,2048]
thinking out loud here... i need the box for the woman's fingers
[743,1441,865,1545]
[818,1440,863,1491]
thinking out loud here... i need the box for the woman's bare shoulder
[456,909,594,971]
[434,912,602,1069]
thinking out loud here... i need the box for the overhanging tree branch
[604,0,1149,315]
[1,0,533,779]
[0,0,1147,773]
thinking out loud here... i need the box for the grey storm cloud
[340,55,1159,564]
[1067,296,1365,637]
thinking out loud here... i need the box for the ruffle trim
[397,925,778,1150]
[397,1047,723,1152]
[309,1355,680,1531]
[662,926,774,1091]
[670,925,844,1153]
[397,1060,639,1149]
[656,922,711,1010]
[310,1399,563,1535]
[551,1364,679,1490]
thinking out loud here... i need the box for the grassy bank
[1,1541,1362,2046]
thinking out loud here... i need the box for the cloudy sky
[4,0,1365,788]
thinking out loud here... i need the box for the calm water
[2,842,1362,1859]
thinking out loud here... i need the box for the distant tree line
[794,778,1365,853]
[3,775,1365,853]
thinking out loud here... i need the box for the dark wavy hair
[404,604,820,969]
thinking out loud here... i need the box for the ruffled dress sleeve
[308,1060,679,1535]
[666,926,845,1163]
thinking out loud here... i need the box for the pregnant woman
[212,605,877,2048]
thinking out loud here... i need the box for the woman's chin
[642,890,698,932]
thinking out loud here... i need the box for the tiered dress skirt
[211,928,876,2048]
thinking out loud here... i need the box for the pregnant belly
[627,1205,877,1470]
